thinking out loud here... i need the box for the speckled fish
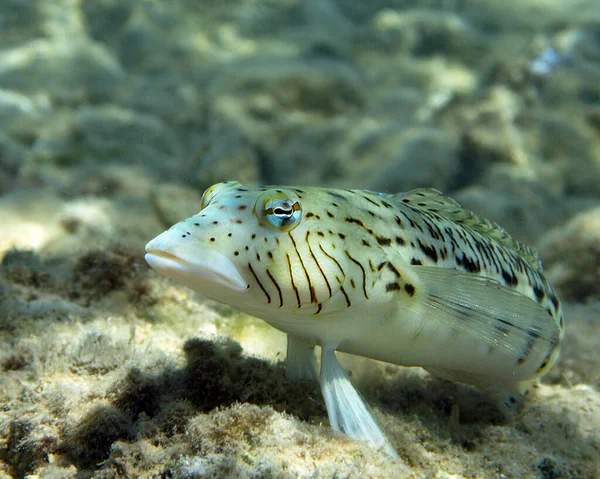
[145,181,564,461]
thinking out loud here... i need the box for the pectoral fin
[408,266,561,361]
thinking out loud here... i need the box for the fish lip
[145,243,248,292]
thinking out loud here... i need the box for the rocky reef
[0,0,599,477]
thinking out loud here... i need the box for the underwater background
[0,0,599,477]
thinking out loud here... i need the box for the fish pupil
[274,205,293,217]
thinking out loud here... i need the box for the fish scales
[145,181,565,462]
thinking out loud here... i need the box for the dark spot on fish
[550,294,559,310]
[377,262,386,271]
[238,205,247,210]
[212,221,218,225]
[559,316,564,328]
[306,212,315,218]
[245,246,249,251]
[181,234,186,238]
[256,253,261,261]
[194,223,199,226]
[346,217,365,228]
[402,198,410,203]
[234,251,239,256]
[267,251,273,259]
[340,286,351,307]
[350,279,356,289]
[362,239,371,247]
[418,240,438,263]
[502,269,518,286]
[317,231,325,237]
[410,258,422,265]
[210,238,215,242]
[376,236,392,246]
[405,284,416,296]
[339,233,346,240]
[458,253,481,273]
[235,195,242,199]
[387,262,401,277]
[233,219,243,224]
[332,203,339,208]
[382,200,393,209]
[533,285,545,302]
[327,211,335,218]
[386,282,401,292]
[395,236,405,245]
[536,355,551,373]
[251,234,256,240]
[395,216,404,228]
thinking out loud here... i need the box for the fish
[145,181,564,464]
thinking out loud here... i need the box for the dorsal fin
[389,188,543,271]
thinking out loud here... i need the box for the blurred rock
[369,127,458,193]
[195,128,261,188]
[0,132,26,195]
[208,57,365,152]
[81,0,134,43]
[266,123,347,186]
[537,207,600,302]
[30,106,182,171]
[539,114,600,196]
[0,89,51,131]
[372,9,487,65]
[452,176,565,245]
[149,183,202,229]
[116,75,203,126]
[445,87,533,188]
[0,38,124,103]
[0,0,44,48]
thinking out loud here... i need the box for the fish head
[145,181,381,320]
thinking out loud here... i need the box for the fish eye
[255,190,302,231]
[200,181,241,210]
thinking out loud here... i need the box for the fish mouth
[145,233,248,292]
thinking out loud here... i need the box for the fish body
[145,181,564,461]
